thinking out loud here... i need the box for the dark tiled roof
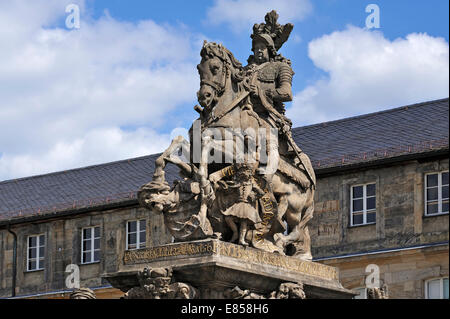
[293,98,449,169]
[0,98,448,223]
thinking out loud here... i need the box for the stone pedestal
[103,239,356,299]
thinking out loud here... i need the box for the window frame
[126,219,147,251]
[425,277,449,299]
[27,234,45,272]
[424,171,449,216]
[350,183,377,227]
[81,226,101,264]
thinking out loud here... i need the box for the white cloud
[205,0,312,33]
[0,1,200,180]
[0,127,171,179]
[288,26,449,126]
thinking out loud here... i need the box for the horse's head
[196,41,242,109]
[197,83,216,110]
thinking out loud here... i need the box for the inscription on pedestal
[124,241,215,264]
[123,240,338,281]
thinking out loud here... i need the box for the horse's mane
[200,41,242,71]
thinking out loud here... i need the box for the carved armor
[243,61,294,123]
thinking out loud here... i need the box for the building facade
[0,98,448,299]
[310,155,448,299]
[0,206,172,298]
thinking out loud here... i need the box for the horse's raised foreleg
[153,135,195,182]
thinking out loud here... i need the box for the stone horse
[195,41,316,260]
[138,41,315,260]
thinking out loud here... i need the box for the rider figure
[239,16,316,244]
[243,29,299,165]
[243,21,315,189]
[246,32,294,126]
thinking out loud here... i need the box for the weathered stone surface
[70,288,97,299]
[0,206,171,298]
[137,10,316,261]
[310,159,449,259]
[122,267,199,299]
[367,286,389,299]
[320,245,448,299]
[223,282,306,299]
[104,239,355,299]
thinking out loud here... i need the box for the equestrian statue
[138,10,316,261]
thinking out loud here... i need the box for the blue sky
[0,0,448,180]
[86,0,449,104]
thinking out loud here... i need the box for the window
[81,226,100,264]
[425,277,449,299]
[27,234,45,271]
[127,220,146,250]
[353,287,367,299]
[425,171,449,216]
[351,183,376,226]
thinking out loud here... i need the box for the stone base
[103,239,356,299]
